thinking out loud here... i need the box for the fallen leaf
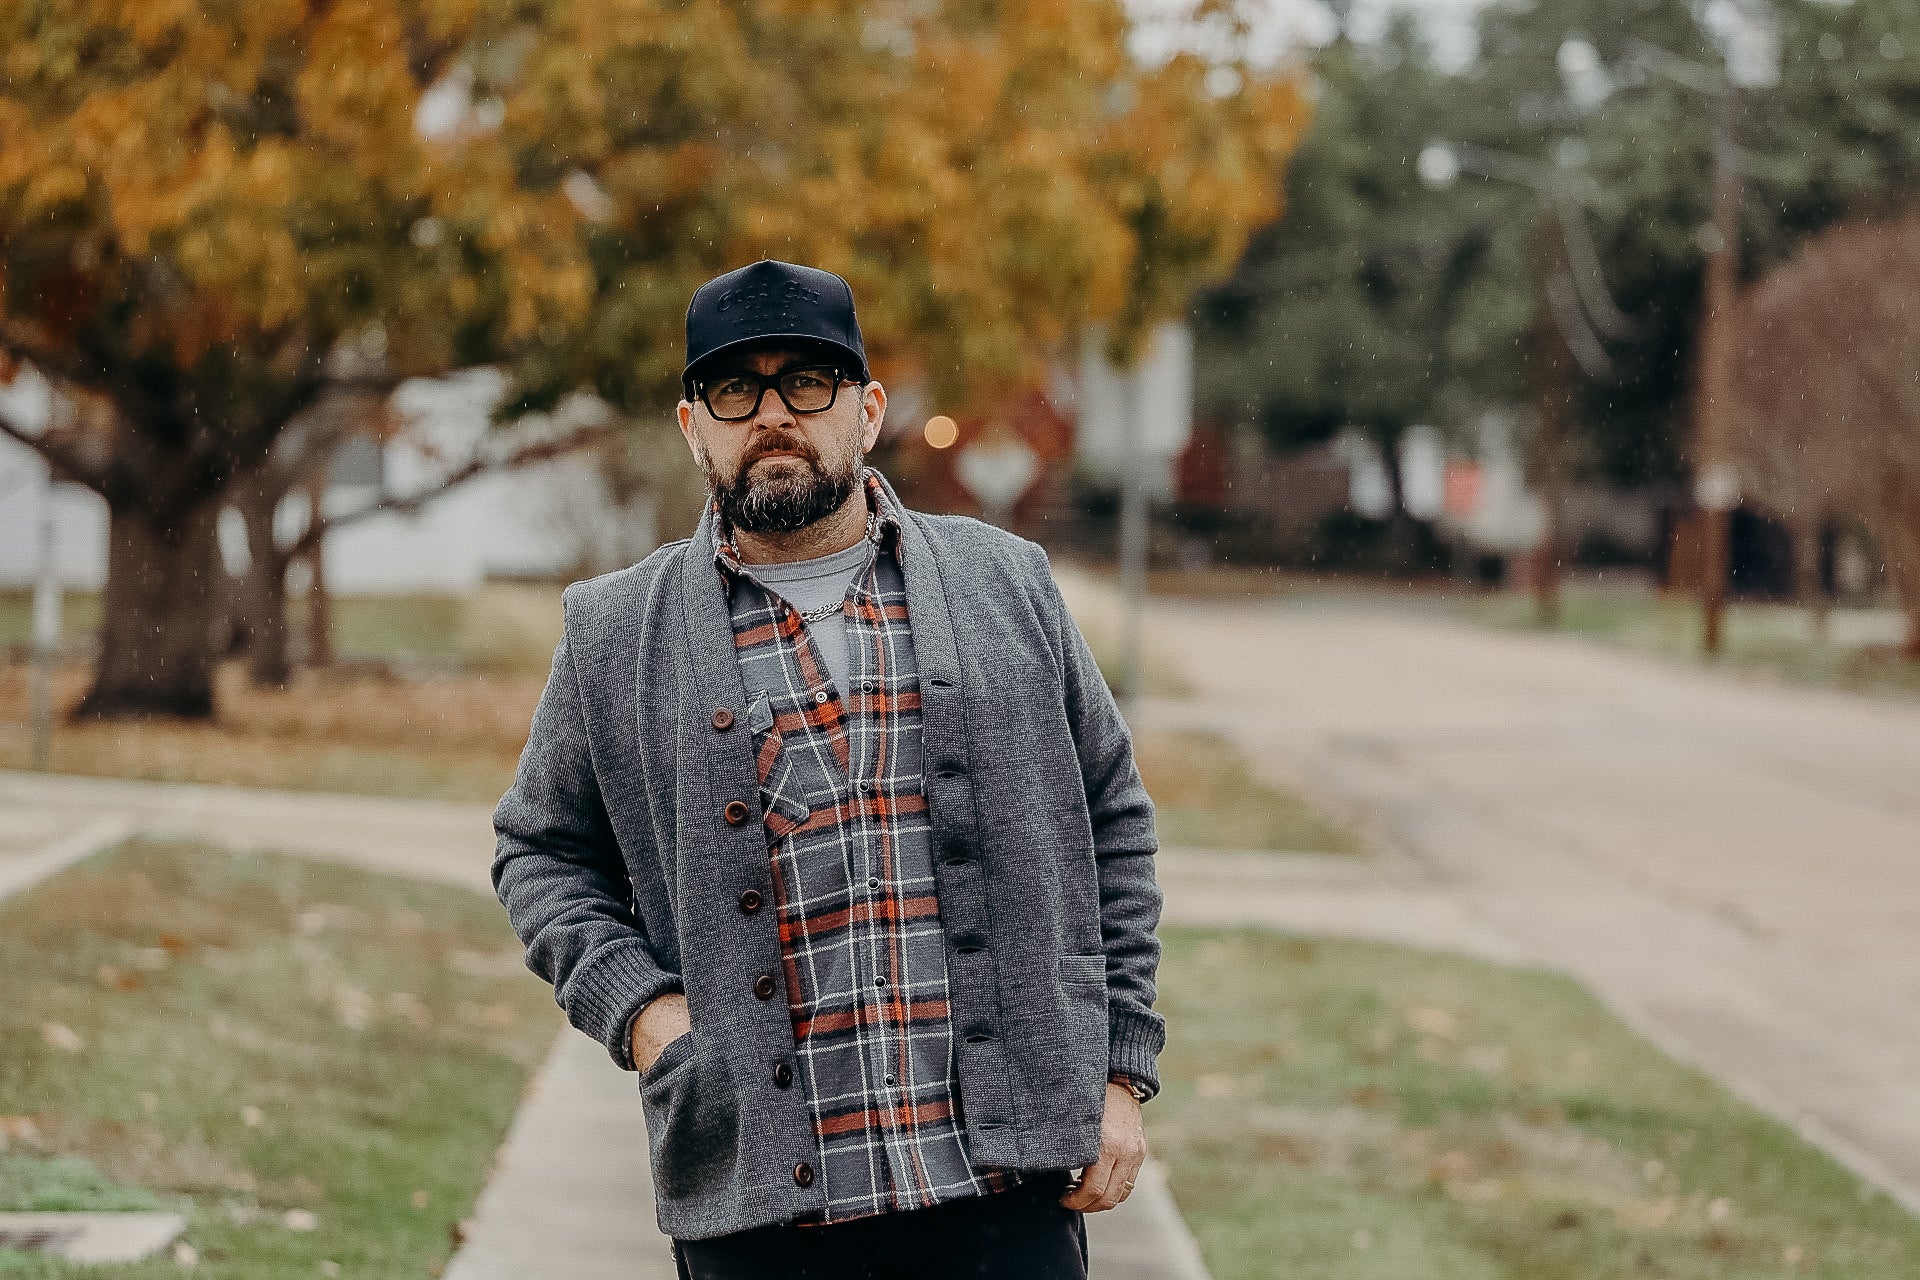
[0,1115,42,1149]
[42,1022,84,1052]
[283,1208,319,1232]
[1615,1195,1678,1229]
[1195,1073,1235,1098]
[173,1240,199,1267]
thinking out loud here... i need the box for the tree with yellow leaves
[0,0,586,717]
[2,0,1303,719]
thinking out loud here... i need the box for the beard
[701,431,863,535]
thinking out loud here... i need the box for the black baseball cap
[682,259,869,400]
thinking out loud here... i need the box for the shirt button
[724,800,751,826]
[711,708,735,731]
[794,1162,815,1188]
[860,780,875,794]
[862,681,875,693]
[867,876,880,889]
[773,1062,794,1089]
[873,975,886,988]
[754,974,777,1000]
[885,1074,896,1086]
[739,889,763,914]
[813,690,828,704]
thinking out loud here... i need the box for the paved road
[1112,582,1920,1211]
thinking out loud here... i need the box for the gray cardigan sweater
[492,470,1165,1240]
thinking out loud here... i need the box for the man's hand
[630,992,692,1072]
[1059,1082,1147,1213]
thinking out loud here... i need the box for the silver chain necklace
[790,511,880,625]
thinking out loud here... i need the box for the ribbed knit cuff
[563,939,684,1071]
[1108,1007,1166,1103]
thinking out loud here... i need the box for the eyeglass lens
[704,368,840,420]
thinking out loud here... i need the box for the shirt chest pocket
[746,690,813,838]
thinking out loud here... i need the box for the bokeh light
[923,415,959,449]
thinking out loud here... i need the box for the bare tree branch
[283,421,616,561]
[0,398,112,492]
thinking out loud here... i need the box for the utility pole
[1693,88,1743,657]
[30,469,62,769]
[1116,359,1149,712]
[1531,216,1576,631]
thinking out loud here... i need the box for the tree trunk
[74,497,223,719]
[234,480,294,688]
[1374,428,1421,575]
[1791,517,1830,645]
[305,477,335,669]
[1884,493,1920,663]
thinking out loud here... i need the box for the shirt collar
[711,466,902,586]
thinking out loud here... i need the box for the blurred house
[0,368,656,594]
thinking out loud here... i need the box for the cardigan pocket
[1057,953,1108,988]
[639,1032,740,1206]
[638,1030,695,1087]
[1048,954,1112,1125]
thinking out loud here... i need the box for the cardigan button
[754,973,777,1000]
[773,1061,794,1088]
[739,889,763,914]
[794,1162,814,1188]
[711,708,735,731]
[724,800,751,826]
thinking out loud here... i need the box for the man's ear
[676,400,700,459]
[860,382,887,451]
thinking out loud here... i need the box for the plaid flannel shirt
[713,471,1021,1223]
[713,471,1142,1224]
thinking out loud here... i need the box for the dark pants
[670,1171,1089,1280]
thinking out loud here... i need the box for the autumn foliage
[1732,212,1920,656]
[0,0,1304,718]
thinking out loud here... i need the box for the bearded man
[493,259,1166,1279]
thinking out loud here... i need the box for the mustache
[745,435,816,466]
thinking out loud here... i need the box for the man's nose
[750,386,798,430]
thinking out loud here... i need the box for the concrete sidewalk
[0,769,494,894]
[0,770,1221,1280]
[443,1030,1212,1280]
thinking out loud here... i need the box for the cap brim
[682,334,869,389]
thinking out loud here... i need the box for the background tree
[1198,0,1920,587]
[1734,213,1920,657]
[0,0,585,718]
[2,0,1303,720]
[497,0,1306,417]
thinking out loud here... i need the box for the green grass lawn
[1134,729,1361,855]
[1464,583,1920,699]
[0,839,560,1277]
[1149,927,1920,1279]
[0,585,563,678]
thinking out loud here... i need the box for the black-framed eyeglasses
[694,365,856,422]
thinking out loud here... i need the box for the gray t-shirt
[744,538,874,693]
